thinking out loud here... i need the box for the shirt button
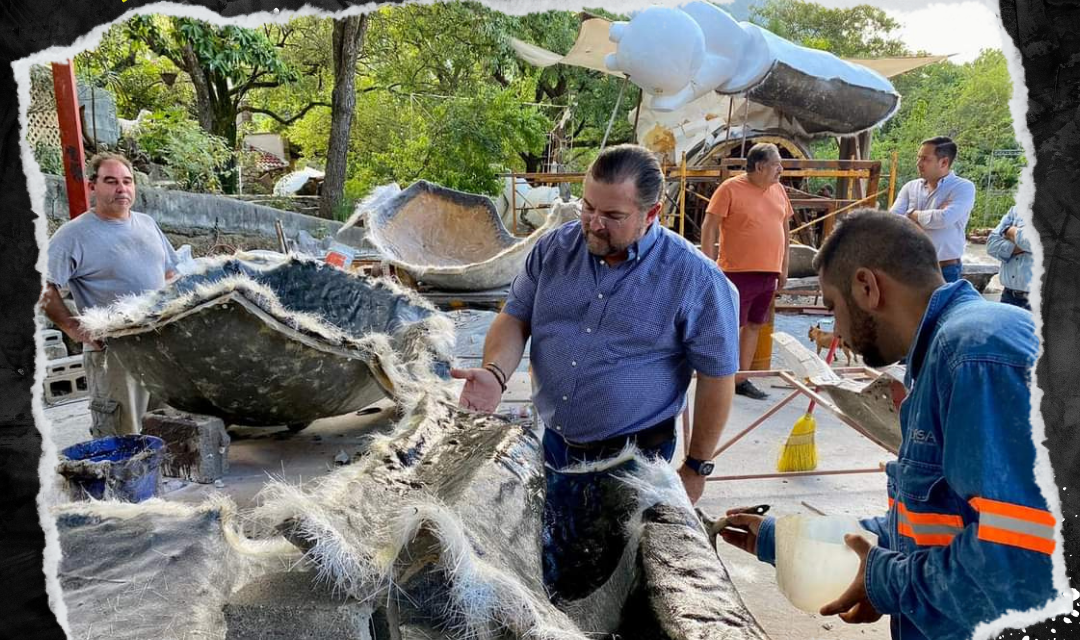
[586,328,592,333]
[597,293,603,299]
[562,395,568,401]
[571,361,577,367]
[555,425,562,431]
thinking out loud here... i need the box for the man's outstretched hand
[819,534,882,624]
[450,367,503,413]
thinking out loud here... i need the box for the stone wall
[40,174,368,256]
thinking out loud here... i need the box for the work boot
[735,380,768,400]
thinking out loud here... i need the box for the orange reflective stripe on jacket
[894,501,965,546]
[970,497,1056,555]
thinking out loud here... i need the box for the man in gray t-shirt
[41,153,178,437]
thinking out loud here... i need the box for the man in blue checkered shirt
[451,144,741,504]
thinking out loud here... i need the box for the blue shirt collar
[904,279,980,387]
[625,221,662,262]
[920,171,956,190]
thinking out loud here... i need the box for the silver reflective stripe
[980,512,1056,540]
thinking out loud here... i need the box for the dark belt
[561,416,677,452]
[1003,287,1029,299]
[939,258,961,267]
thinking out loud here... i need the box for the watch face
[699,461,715,476]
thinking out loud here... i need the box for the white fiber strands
[254,400,587,640]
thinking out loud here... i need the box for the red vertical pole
[51,61,90,219]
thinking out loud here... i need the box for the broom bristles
[777,413,818,472]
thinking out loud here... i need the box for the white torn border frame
[11,0,1073,637]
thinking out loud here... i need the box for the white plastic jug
[774,515,878,614]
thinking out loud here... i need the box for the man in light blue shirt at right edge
[986,205,1033,310]
[889,136,977,283]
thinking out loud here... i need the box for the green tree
[749,0,912,57]
[872,50,1023,228]
[126,16,323,192]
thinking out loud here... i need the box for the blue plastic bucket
[59,435,166,502]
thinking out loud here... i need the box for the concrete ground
[42,244,1004,640]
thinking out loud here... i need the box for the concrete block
[45,370,88,404]
[223,571,375,640]
[46,355,83,377]
[141,409,230,483]
[42,328,71,361]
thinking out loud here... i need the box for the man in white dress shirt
[889,136,976,283]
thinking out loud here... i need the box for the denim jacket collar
[904,279,980,388]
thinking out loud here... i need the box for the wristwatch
[684,456,715,476]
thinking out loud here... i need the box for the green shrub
[132,109,232,192]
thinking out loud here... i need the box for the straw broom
[777,336,840,472]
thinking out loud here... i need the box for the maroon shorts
[725,271,778,326]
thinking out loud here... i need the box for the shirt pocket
[602,315,671,360]
[894,459,964,551]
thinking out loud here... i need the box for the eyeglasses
[579,206,635,228]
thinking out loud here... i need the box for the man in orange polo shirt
[701,142,792,399]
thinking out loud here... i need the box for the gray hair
[746,143,780,173]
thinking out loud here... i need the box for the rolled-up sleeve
[503,235,549,325]
[679,267,740,377]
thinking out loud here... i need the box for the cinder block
[45,370,89,404]
[141,409,230,483]
[42,329,69,360]
[46,355,84,377]
[224,571,375,640]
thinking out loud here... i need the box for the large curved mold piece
[81,254,453,427]
[365,180,576,291]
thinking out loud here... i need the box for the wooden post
[679,151,687,237]
[51,61,89,219]
[888,150,899,207]
[510,172,518,236]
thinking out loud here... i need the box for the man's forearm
[481,312,531,379]
[687,373,735,460]
[701,215,720,262]
[40,284,83,342]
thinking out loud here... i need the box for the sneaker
[735,379,769,400]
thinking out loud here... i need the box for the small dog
[808,323,856,364]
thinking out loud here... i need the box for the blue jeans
[541,428,677,600]
[1000,288,1031,311]
[940,262,962,283]
[542,427,677,469]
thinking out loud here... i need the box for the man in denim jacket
[721,211,1057,640]
[986,205,1033,310]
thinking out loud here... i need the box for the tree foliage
[872,50,1022,228]
[749,0,912,57]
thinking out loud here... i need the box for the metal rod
[711,389,801,458]
[600,76,628,150]
[274,220,288,254]
[724,96,735,143]
[739,94,751,158]
[631,86,643,144]
[708,467,885,482]
[679,151,687,236]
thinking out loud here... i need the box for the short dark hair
[813,209,942,292]
[921,136,958,166]
[88,152,134,182]
[746,143,780,173]
[587,144,664,213]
